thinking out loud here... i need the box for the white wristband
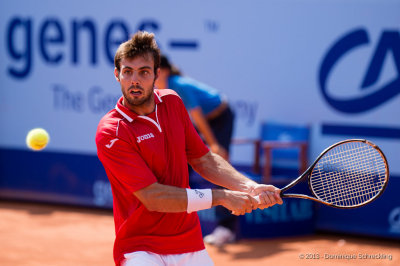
[186,188,212,213]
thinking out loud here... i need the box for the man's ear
[155,67,160,80]
[114,68,120,81]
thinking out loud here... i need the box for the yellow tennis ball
[26,128,50,151]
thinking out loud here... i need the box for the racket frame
[279,139,389,208]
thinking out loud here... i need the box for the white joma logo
[105,138,119,148]
[137,133,155,143]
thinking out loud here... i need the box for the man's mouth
[129,86,143,96]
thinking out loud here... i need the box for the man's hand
[213,190,259,216]
[250,184,283,209]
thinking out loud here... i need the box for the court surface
[0,200,398,266]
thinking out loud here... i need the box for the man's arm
[189,107,228,160]
[133,182,187,212]
[188,151,283,209]
[133,182,259,215]
[189,151,257,192]
[133,152,282,215]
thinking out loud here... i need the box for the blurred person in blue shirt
[155,54,237,246]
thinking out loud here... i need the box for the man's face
[115,54,158,114]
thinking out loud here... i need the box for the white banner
[1,0,399,173]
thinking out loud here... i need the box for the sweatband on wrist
[186,188,212,213]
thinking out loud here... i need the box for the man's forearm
[134,182,188,212]
[189,151,258,193]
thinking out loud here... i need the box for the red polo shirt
[95,89,209,265]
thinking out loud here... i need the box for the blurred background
[1,0,399,242]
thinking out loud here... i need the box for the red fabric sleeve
[96,133,157,195]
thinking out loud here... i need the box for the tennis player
[95,31,282,266]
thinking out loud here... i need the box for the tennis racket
[256,139,389,208]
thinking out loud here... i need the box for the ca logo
[319,28,400,113]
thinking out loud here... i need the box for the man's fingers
[249,196,259,210]
[264,191,275,205]
[231,195,257,215]
[274,190,283,204]
[228,190,281,215]
[255,190,283,209]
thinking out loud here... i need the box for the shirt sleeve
[169,77,200,110]
[96,132,157,195]
[179,83,200,110]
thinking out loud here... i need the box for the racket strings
[315,147,385,206]
[314,169,383,206]
[314,151,384,204]
[310,141,387,207]
[315,145,384,206]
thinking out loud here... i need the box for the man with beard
[95,31,282,266]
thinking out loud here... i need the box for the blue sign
[319,28,400,113]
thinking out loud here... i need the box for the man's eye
[141,70,150,76]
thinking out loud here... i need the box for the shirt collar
[115,90,163,122]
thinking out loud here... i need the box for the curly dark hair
[114,31,161,73]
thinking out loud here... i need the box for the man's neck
[122,95,155,116]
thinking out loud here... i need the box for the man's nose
[131,73,140,85]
